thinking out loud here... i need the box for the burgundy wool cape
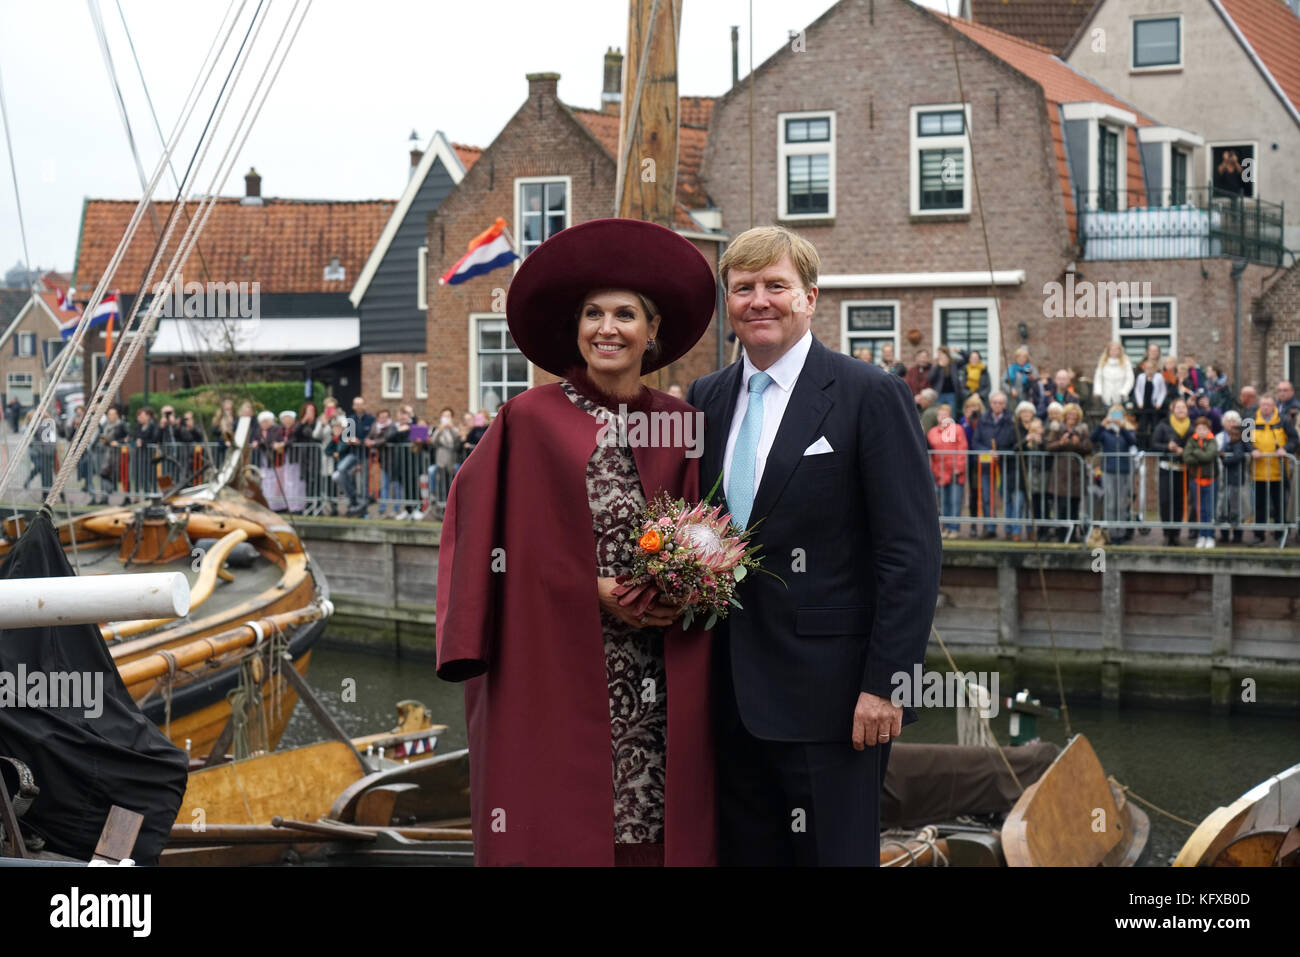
[435,382,717,865]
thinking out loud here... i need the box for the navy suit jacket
[687,335,941,742]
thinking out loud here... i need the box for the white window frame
[415,361,428,399]
[1205,140,1259,200]
[932,297,1001,388]
[381,361,404,399]
[910,103,972,217]
[1110,295,1177,362]
[1131,15,1183,73]
[777,110,836,221]
[17,331,36,357]
[91,352,107,391]
[416,245,428,310]
[468,312,533,414]
[1284,341,1300,386]
[1138,127,1203,206]
[840,299,900,360]
[513,175,571,267]
[6,371,33,391]
[1064,103,1136,212]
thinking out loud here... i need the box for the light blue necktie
[727,371,772,530]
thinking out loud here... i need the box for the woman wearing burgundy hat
[435,219,719,866]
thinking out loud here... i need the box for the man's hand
[852,692,902,750]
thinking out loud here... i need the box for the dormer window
[1062,103,1136,212]
[324,257,345,281]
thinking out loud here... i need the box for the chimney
[242,167,262,205]
[731,26,740,89]
[526,72,561,102]
[601,47,623,115]
[409,129,424,181]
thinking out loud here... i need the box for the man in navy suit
[687,226,941,866]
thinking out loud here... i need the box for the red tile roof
[942,13,1153,240]
[1218,0,1300,117]
[968,0,1096,54]
[73,197,395,296]
[570,97,717,230]
[452,142,483,171]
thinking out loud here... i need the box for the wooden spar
[0,572,189,629]
[167,822,473,846]
[614,0,681,224]
[116,601,332,686]
[100,529,248,641]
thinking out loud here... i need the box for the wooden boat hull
[1000,734,1149,867]
[1174,762,1300,867]
[1,490,329,753]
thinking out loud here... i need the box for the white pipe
[0,573,190,629]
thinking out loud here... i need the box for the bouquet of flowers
[614,491,765,631]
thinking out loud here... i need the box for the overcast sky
[0,0,954,278]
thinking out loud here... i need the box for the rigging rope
[940,0,1072,736]
[45,0,280,505]
[0,0,253,499]
[0,58,34,293]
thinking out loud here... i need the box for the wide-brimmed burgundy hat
[505,218,717,377]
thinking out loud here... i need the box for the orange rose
[639,529,663,553]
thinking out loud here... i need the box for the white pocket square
[803,436,834,456]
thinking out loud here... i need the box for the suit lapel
[749,338,835,524]
[703,360,743,506]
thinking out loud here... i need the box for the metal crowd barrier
[927,448,1092,542]
[925,448,1298,547]
[6,440,450,519]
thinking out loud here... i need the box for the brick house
[350,132,482,408]
[423,64,726,420]
[0,291,68,410]
[700,0,1283,399]
[70,171,394,404]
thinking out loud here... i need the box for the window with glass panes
[475,317,529,414]
[17,332,35,357]
[1133,18,1180,69]
[1099,126,1119,211]
[519,181,567,257]
[782,115,831,215]
[1117,300,1173,365]
[1171,149,1188,206]
[843,304,897,359]
[939,307,989,360]
[917,110,966,211]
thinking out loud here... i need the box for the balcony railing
[1075,187,1285,265]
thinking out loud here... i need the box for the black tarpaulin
[0,509,188,864]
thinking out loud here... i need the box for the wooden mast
[615,0,682,225]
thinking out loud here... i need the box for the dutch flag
[438,216,518,286]
[60,291,120,339]
[56,286,78,312]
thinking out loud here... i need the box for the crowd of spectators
[861,341,1300,546]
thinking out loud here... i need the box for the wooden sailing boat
[0,416,332,757]
[999,734,1149,866]
[1173,762,1300,866]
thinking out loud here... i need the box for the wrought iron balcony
[1075,187,1285,265]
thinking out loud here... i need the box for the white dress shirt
[723,329,814,500]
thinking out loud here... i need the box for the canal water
[284,643,1298,867]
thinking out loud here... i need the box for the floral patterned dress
[561,379,667,845]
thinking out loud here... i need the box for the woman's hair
[1063,402,1083,422]
[256,410,275,424]
[963,395,985,415]
[1015,400,1036,419]
[1097,342,1129,368]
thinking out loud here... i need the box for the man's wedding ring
[877,732,890,739]
[639,614,647,625]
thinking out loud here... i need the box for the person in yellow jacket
[1249,394,1299,544]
